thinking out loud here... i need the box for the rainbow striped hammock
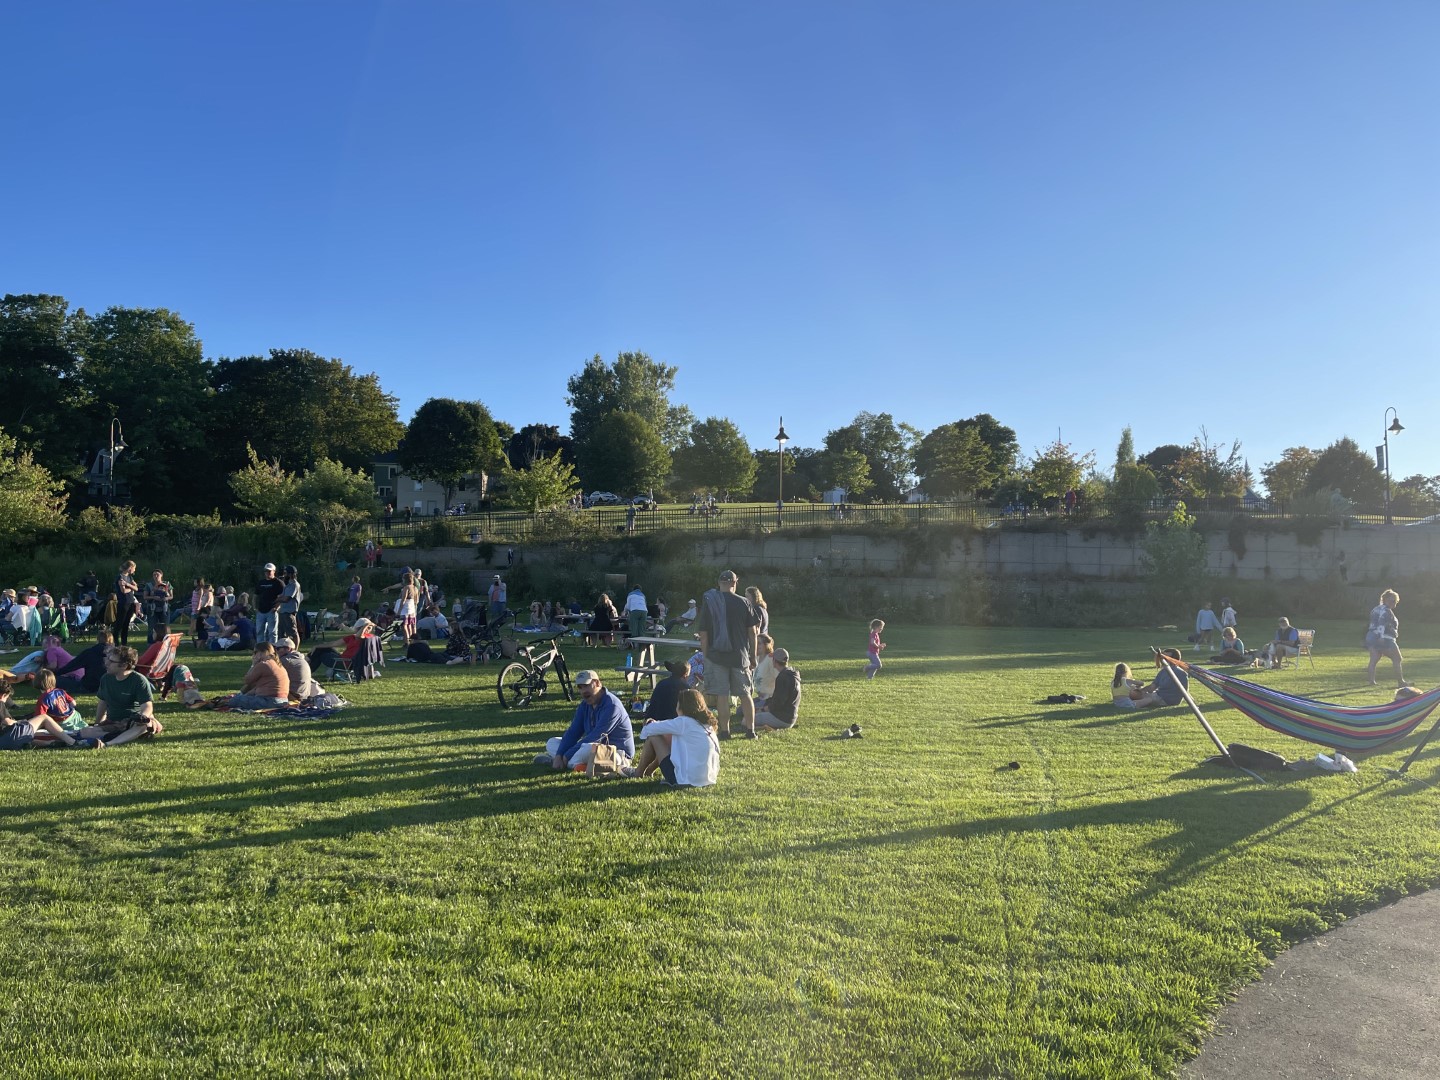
[1160,653,1440,771]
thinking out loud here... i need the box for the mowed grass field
[2,618,1438,1078]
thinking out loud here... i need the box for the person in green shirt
[70,646,163,748]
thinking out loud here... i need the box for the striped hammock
[1168,656,1440,755]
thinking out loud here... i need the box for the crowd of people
[1110,589,1415,710]
[533,569,806,788]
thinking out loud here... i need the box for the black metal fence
[368,497,1440,546]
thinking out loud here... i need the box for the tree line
[3,292,1434,548]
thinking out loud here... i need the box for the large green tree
[565,351,695,452]
[672,418,757,497]
[0,293,92,481]
[208,349,402,475]
[1304,437,1384,503]
[81,306,213,513]
[398,399,507,509]
[1138,444,1188,498]
[823,412,920,501]
[1026,439,1096,499]
[1172,430,1246,501]
[574,411,671,495]
[825,447,872,498]
[1260,447,1318,503]
[915,423,996,499]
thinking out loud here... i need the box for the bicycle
[496,632,574,709]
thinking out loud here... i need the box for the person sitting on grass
[1111,663,1146,709]
[4,633,74,682]
[534,670,633,773]
[1130,648,1189,708]
[276,638,318,699]
[643,659,690,725]
[30,668,89,737]
[1209,627,1248,665]
[625,688,720,788]
[55,630,113,695]
[69,646,163,748]
[228,643,291,711]
[0,676,96,749]
[754,649,802,731]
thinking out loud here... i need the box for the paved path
[1184,889,1440,1078]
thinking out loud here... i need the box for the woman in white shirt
[751,634,777,708]
[629,688,720,788]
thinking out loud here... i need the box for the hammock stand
[1155,650,1440,780]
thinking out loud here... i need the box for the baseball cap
[574,669,599,687]
[263,562,277,572]
[773,648,790,664]
[719,570,737,582]
[276,637,296,649]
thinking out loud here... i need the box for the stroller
[471,608,516,665]
[456,598,491,638]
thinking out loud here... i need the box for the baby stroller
[471,608,516,665]
[456,598,490,638]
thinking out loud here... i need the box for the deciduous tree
[398,399,507,509]
[499,451,581,511]
[1305,437,1384,503]
[914,423,995,499]
[1026,439,1096,500]
[672,418,757,497]
[1261,447,1318,504]
[0,426,68,545]
[565,352,694,451]
[0,293,91,481]
[574,411,671,495]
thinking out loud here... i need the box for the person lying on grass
[0,679,96,750]
[69,646,162,748]
[535,670,634,773]
[624,688,720,788]
[54,629,113,695]
[1209,627,1248,665]
[1130,648,1189,709]
[4,634,75,682]
[755,649,801,732]
[227,643,291,711]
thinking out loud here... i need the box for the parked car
[586,491,620,506]
[630,495,656,510]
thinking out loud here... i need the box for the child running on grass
[864,619,886,679]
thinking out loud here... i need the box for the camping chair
[1285,628,1317,670]
[329,634,384,683]
[136,632,184,693]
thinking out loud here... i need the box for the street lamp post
[1383,408,1403,525]
[107,418,127,506]
[775,418,789,528]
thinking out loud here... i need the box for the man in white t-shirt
[624,585,648,640]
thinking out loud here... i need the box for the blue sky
[7,2,1438,486]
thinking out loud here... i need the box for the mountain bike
[496,633,574,709]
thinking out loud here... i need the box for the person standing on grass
[535,670,633,773]
[1193,602,1222,652]
[254,563,283,645]
[347,575,363,611]
[113,560,140,646]
[624,583,648,641]
[277,565,304,645]
[142,568,173,644]
[1220,597,1238,633]
[864,619,886,679]
[695,570,760,739]
[1366,589,1405,687]
[489,575,507,621]
[755,649,801,732]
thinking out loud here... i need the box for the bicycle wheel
[497,662,534,708]
[556,656,574,701]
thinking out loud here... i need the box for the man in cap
[276,637,317,700]
[254,563,284,645]
[535,670,634,772]
[694,570,761,739]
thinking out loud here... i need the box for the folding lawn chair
[136,632,184,693]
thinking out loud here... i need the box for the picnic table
[614,634,701,696]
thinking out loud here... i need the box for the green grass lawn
[2,619,1438,1078]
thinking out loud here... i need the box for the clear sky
[7,2,1438,486]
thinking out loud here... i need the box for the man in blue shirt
[1135,648,1189,708]
[536,670,634,772]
